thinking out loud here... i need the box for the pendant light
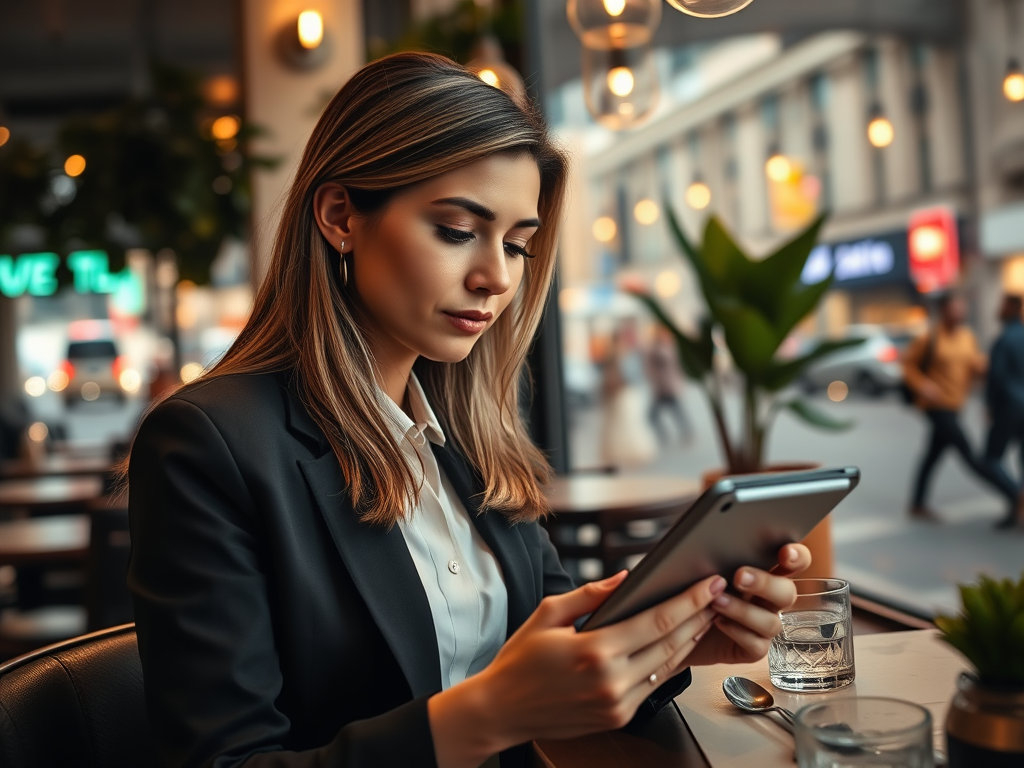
[582,42,658,129]
[467,35,527,101]
[566,0,661,50]
[1004,58,1024,102]
[664,0,756,18]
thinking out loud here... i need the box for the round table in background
[544,474,701,580]
[0,514,90,567]
[0,454,112,481]
[0,476,105,515]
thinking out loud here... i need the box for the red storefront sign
[907,207,959,293]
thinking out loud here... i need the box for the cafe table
[533,629,966,767]
[0,454,112,481]
[0,475,104,515]
[0,514,90,567]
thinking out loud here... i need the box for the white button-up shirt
[380,374,508,690]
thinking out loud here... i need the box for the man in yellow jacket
[903,293,994,521]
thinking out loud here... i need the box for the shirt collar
[378,372,446,448]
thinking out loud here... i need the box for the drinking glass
[795,697,933,767]
[769,578,855,692]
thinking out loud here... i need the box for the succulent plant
[934,572,1024,687]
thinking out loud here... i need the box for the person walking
[983,294,1024,529]
[903,293,991,521]
[646,326,692,445]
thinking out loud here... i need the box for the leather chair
[0,623,157,768]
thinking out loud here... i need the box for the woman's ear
[313,183,355,253]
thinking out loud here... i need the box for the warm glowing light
[654,270,682,298]
[28,422,49,442]
[765,154,791,183]
[64,154,86,177]
[593,216,617,242]
[867,116,894,148]
[664,0,756,19]
[24,377,46,397]
[827,381,849,402]
[204,75,239,106]
[0,127,9,146]
[1005,71,1024,102]
[607,66,635,97]
[603,0,626,16]
[297,10,324,49]
[81,381,101,401]
[119,368,142,393]
[211,115,240,141]
[559,287,586,313]
[478,68,499,87]
[633,198,659,225]
[910,225,946,260]
[180,362,204,384]
[48,370,69,392]
[685,181,711,210]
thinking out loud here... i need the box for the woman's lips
[443,310,492,334]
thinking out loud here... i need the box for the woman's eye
[504,242,535,259]
[436,225,474,244]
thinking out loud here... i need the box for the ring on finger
[648,673,658,686]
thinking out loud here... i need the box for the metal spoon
[722,676,796,735]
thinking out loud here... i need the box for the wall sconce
[278,9,329,70]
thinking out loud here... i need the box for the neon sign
[0,250,135,299]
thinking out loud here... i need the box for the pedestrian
[983,293,1024,529]
[599,322,658,468]
[903,293,991,521]
[646,326,692,445]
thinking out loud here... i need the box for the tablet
[579,466,860,631]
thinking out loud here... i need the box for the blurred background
[0,0,1021,652]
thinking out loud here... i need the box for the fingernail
[737,570,755,587]
[710,576,727,595]
[787,548,799,563]
[713,595,730,608]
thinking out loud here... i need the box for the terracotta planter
[946,672,1024,766]
[700,463,833,580]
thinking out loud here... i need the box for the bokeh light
[64,154,86,177]
[685,181,711,210]
[765,154,792,182]
[827,381,849,402]
[119,368,142,393]
[593,216,618,242]
[297,10,324,49]
[0,127,9,146]
[48,370,69,392]
[867,116,894,148]
[180,362,204,384]
[28,422,49,442]
[1004,67,1024,102]
[633,198,659,225]
[607,66,635,97]
[211,115,240,141]
[24,376,46,397]
[654,270,682,298]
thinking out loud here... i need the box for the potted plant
[936,573,1024,766]
[631,207,860,576]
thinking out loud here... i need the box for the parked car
[59,339,129,406]
[800,324,902,397]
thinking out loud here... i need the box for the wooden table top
[545,475,702,516]
[0,454,112,480]
[0,475,105,509]
[0,514,90,566]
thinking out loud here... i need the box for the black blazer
[128,371,689,768]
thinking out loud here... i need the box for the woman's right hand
[428,571,725,768]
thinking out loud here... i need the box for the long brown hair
[178,52,567,526]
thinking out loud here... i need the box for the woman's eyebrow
[431,197,541,229]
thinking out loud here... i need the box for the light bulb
[633,198,659,224]
[1004,60,1024,102]
[607,66,635,97]
[867,116,894,148]
[297,10,324,49]
[765,154,791,182]
[593,216,617,242]
[478,68,499,87]
[64,154,86,177]
[685,181,711,210]
[567,0,661,49]
[664,0,756,18]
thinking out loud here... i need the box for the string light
[633,198,659,225]
[685,181,711,210]
[867,115,895,148]
[593,216,617,242]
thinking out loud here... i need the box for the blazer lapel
[432,444,538,637]
[297,445,442,700]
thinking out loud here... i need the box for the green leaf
[630,291,713,380]
[714,301,780,374]
[748,213,828,312]
[772,277,836,342]
[702,215,752,294]
[760,338,867,392]
[783,399,854,431]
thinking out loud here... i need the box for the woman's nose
[465,241,512,296]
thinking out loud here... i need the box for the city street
[569,387,1024,618]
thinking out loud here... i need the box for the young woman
[128,52,810,768]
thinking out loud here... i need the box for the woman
[128,52,809,768]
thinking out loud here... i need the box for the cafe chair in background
[85,504,134,632]
[0,623,156,768]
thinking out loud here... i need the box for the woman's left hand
[683,543,811,667]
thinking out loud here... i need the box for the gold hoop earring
[339,241,347,287]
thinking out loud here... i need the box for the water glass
[769,578,855,692]
[795,697,933,767]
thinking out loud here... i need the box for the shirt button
[448,560,460,574]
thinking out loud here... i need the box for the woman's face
[321,153,542,370]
